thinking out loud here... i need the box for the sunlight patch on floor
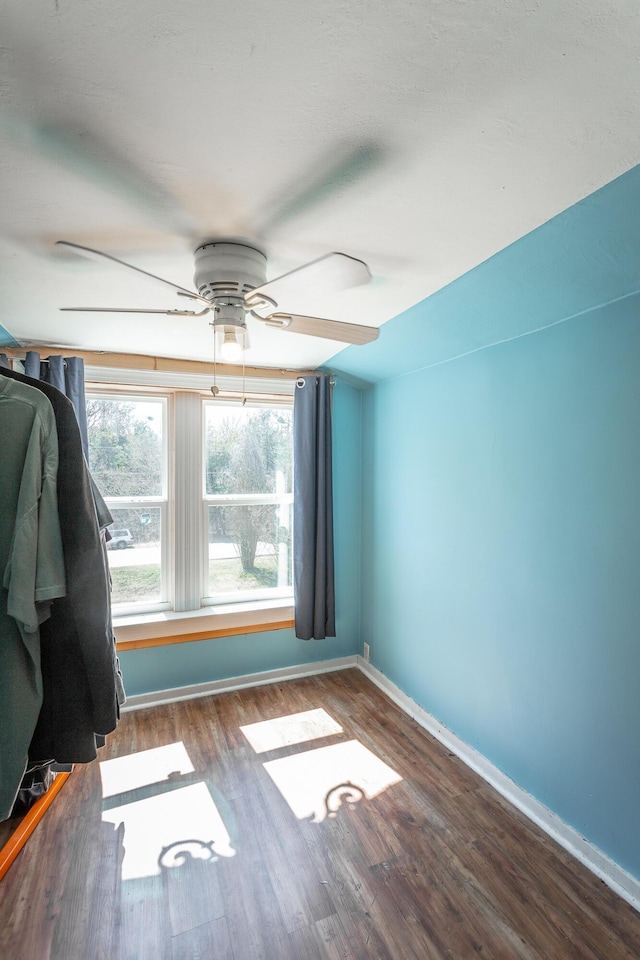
[102,782,235,881]
[99,742,195,799]
[263,739,402,823]
[240,708,343,754]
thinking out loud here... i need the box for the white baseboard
[122,655,358,712]
[357,657,640,913]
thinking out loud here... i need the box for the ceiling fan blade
[60,306,210,317]
[255,140,386,233]
[55,241,209,304]
[256,312,379,345]
[3,113,193,235]
[245,252,371,311]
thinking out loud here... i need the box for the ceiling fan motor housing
[193,241,267,305]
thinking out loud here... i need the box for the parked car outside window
[108,528,135,550]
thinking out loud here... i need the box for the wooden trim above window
[2,346,314,381]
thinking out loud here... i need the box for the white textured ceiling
[1,0,639,369]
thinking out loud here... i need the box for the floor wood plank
[0,669,639,959]
[171,915,234,960]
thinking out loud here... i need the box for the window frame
[86,382,295,626]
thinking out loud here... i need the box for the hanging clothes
[0,366,122,768]
[0,376,66,818]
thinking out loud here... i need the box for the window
[87,388,293,618]
[88,394,168,613]
[203,402,293,605]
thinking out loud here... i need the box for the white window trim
[173,391,204,611]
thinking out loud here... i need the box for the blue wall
[358,298,640,880]
[331,163,640,881]
[0,325,19,348]
[119,378,363,696]
[119,625,355,697]
[330,164,640,385]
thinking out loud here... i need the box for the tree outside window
[87,395,166,609]
[204,403,293,599]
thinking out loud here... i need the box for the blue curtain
[293,374,336,640]
[24,352,89,458]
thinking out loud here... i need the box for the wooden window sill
[114,601,295,651]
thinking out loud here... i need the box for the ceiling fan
[56,238,379,361]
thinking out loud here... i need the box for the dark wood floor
[1,669,639,959]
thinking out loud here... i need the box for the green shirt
[0,377,66,819]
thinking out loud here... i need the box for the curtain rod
[296,376,336,386]
[1,347,317,381]
[1,354,60,366]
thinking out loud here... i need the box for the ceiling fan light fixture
[214,322,247,363]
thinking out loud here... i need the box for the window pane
[205,404,292,496]
[106,507,162,606]
[87,397,164,497]
[207,502,292,597]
